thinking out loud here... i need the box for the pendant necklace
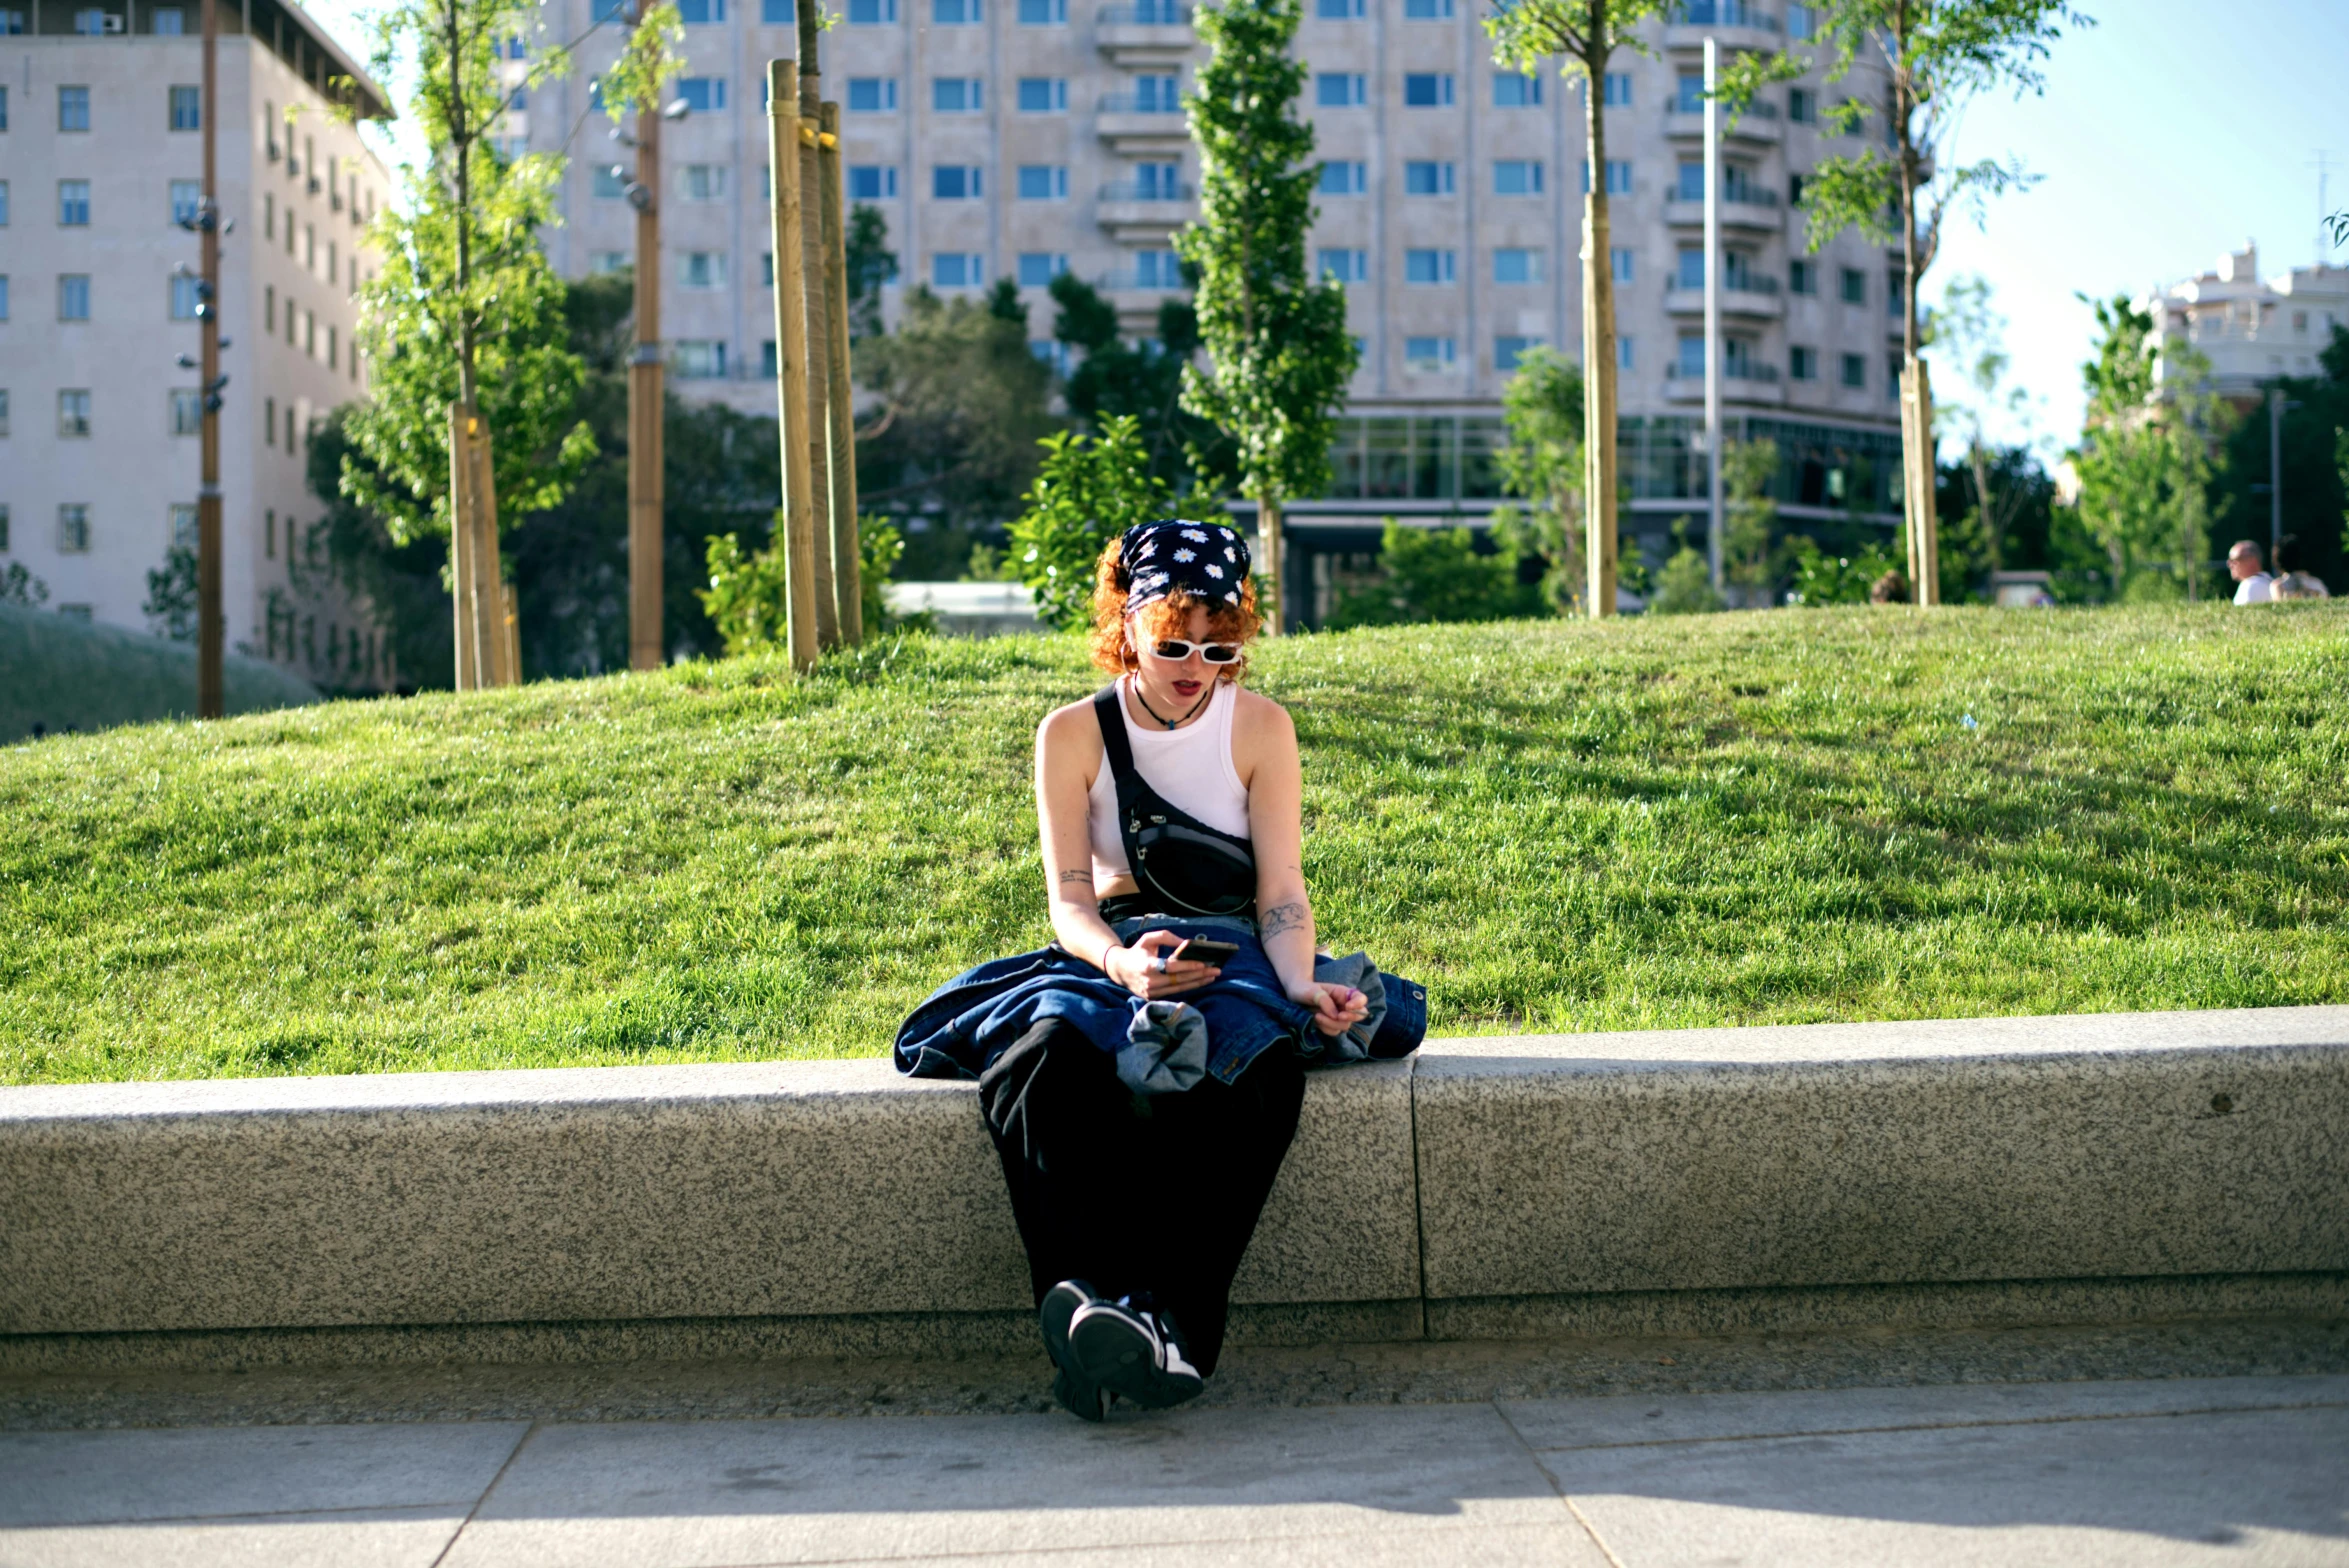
[1133,676,1215,731]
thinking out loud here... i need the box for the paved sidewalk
[2,1374,2344,1566]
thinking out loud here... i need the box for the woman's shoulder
[1227,683,1295,748]
[1037,686,1114,754]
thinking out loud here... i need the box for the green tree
[1,564,53,610]
[844,204,899,341]
[854,281,1059,565]
[143,548,199,643]
[1176,0,1358,633]
[702,517,907,656]
[1784,537,1902,605]
[1650,520,1722,615]
[1326,523,1538,629]
[1719,0,2089,604]
[342,0,597,565]
[2070,294,2230,600]
[1721,438,1781,604]
[2205,325,2349,592]
[1007,417,1175,631]
[1488,347,1586,616]
[1486,0,1671,620]
[1048,273,1237,495]
[1930,274,2036,574]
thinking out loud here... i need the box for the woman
[895,519,1413,1421]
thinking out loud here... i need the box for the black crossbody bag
[1092,685,1258,919]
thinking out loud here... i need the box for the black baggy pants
[978,1017,1306,1379]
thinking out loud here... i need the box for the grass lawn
[3,603,2344,1084]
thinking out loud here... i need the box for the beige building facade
[521,0,1905,614]
[2144,243,2349,408]
[0,0,396,685]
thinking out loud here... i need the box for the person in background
[2227,541,2276,604]
[2272,571,2331,600]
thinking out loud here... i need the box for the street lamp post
[1703,35,1723,598]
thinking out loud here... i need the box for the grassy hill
[3,604,2344,1084]
[0,601,323,744]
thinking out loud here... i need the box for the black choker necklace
[1133,677,1215,730]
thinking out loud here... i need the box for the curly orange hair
[1087,533,1261,681]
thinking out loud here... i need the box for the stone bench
[3,1006,2344,1374]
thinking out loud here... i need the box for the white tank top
[1089,674,1252,883]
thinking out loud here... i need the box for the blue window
[170,181,201,225]
[1611,246,1634,283]
[1316,0,1362,15]
[1676,73,1705,113]
[1315,73,1366,108]
[1129,161,1182,198]
[1404,249,1456,284]
[60,85,91,131]
[932,165,982,199]
[1888,353,1903,398]
[847,0,897,22]
[1132,75,1180,111]
[1840,352,1865,388]
[847,77,898,112]
[932,252,984,288]
[848,165,899,200]
[1402,0,1450,14]
[1402,74,1453,108]
[0,277,9,320]
[1018,0,1066,20]
[1493,248,1541,285]
[675,77,726,112]
[0,87,8,131]
[172,275,202,317]
[0,184,10,225]
[1676,246,1704,288]
[1493,160,1543,196]
[1018,252,1069,286]
[1016,164,1068,199]
[1789,258,1816,296]
[1404,336,1455,368]
[1602,72,1630,106]
[676,0,724,20]
[1017,77,1067,112]
[1133,250,1180,287]
[168,84,200,130]
[762,0,795,20]
[1403,161,1454,196]
[1317,248,1368,283]
[1581,159,1632,194]
[594,164,627,197]
[1676,160,1703,200]
[1318,160,1366,195]
[1618,336,1635,371]
[58,180,91,226]
[932,77,982,112]
[1790,344,1817,381]
[1495,336,1542,372]
[1677,334,1705,378]
[60,274,91,319]
[933,0,980,20]
[1493,72,1541,108]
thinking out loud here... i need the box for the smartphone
[1175,937,1241,966]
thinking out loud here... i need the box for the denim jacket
[895,916,1326,1086]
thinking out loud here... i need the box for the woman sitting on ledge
[896,520,1423,1421]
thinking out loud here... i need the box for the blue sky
[318,0,2344,459]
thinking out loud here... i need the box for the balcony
[1096,1,1195,67]
[1666,277,1784,319]
[1096,179,1198,240]
[1663,2,1783,54]
[1663,362,1786,405]
[1095,93,1190,152]
[1665,99,1782,145]
[1664,192,1785,233]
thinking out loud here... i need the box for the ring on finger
[1153,956,1169,975]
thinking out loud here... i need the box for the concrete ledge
[3,1007,2344,1372]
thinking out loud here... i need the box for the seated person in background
[2272,571,2331,600]
[895,520,1421,1422]
[2228,540,2276,604]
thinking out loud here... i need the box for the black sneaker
[1067,1296,1206,1410]
[1040,1280,1110,1422]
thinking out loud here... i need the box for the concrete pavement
[2,1374,2344,1567]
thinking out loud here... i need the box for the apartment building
[522,0,1904,616]
[0,0,397,686]
[2143,242,2349,408]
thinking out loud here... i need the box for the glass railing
[1677,1,1779,28]
[1097,91,1185,114]
[1665,362,1783,381]
[1098,179,1197,202]
[1098,0,1191,22]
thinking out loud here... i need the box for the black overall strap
[1091,685,1147,828]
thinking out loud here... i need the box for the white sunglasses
[1137,635,1244,664]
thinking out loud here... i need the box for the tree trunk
[1580,15,1619,619]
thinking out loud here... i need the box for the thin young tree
[1931,273,2033,573]
[1486,1,1670,620]
[1176,0,1357,634]
[1488,346,1586,616]
[1717,0,2089,604]
[345,0,596,681]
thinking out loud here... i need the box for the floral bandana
[1115,519,1252,611]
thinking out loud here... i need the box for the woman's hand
[1104,930,1223,1001]
[1289,980,1371,1038]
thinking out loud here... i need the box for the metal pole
[197,0,223,717]
[2269,387,2284,572]
[628,37,666,671]
[1703,36,1723,596]
[768,59,820,672]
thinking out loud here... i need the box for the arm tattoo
[1259,901,1308,939]
[1057,868,1094,885]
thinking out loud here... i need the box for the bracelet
[1098,942,1123,974]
